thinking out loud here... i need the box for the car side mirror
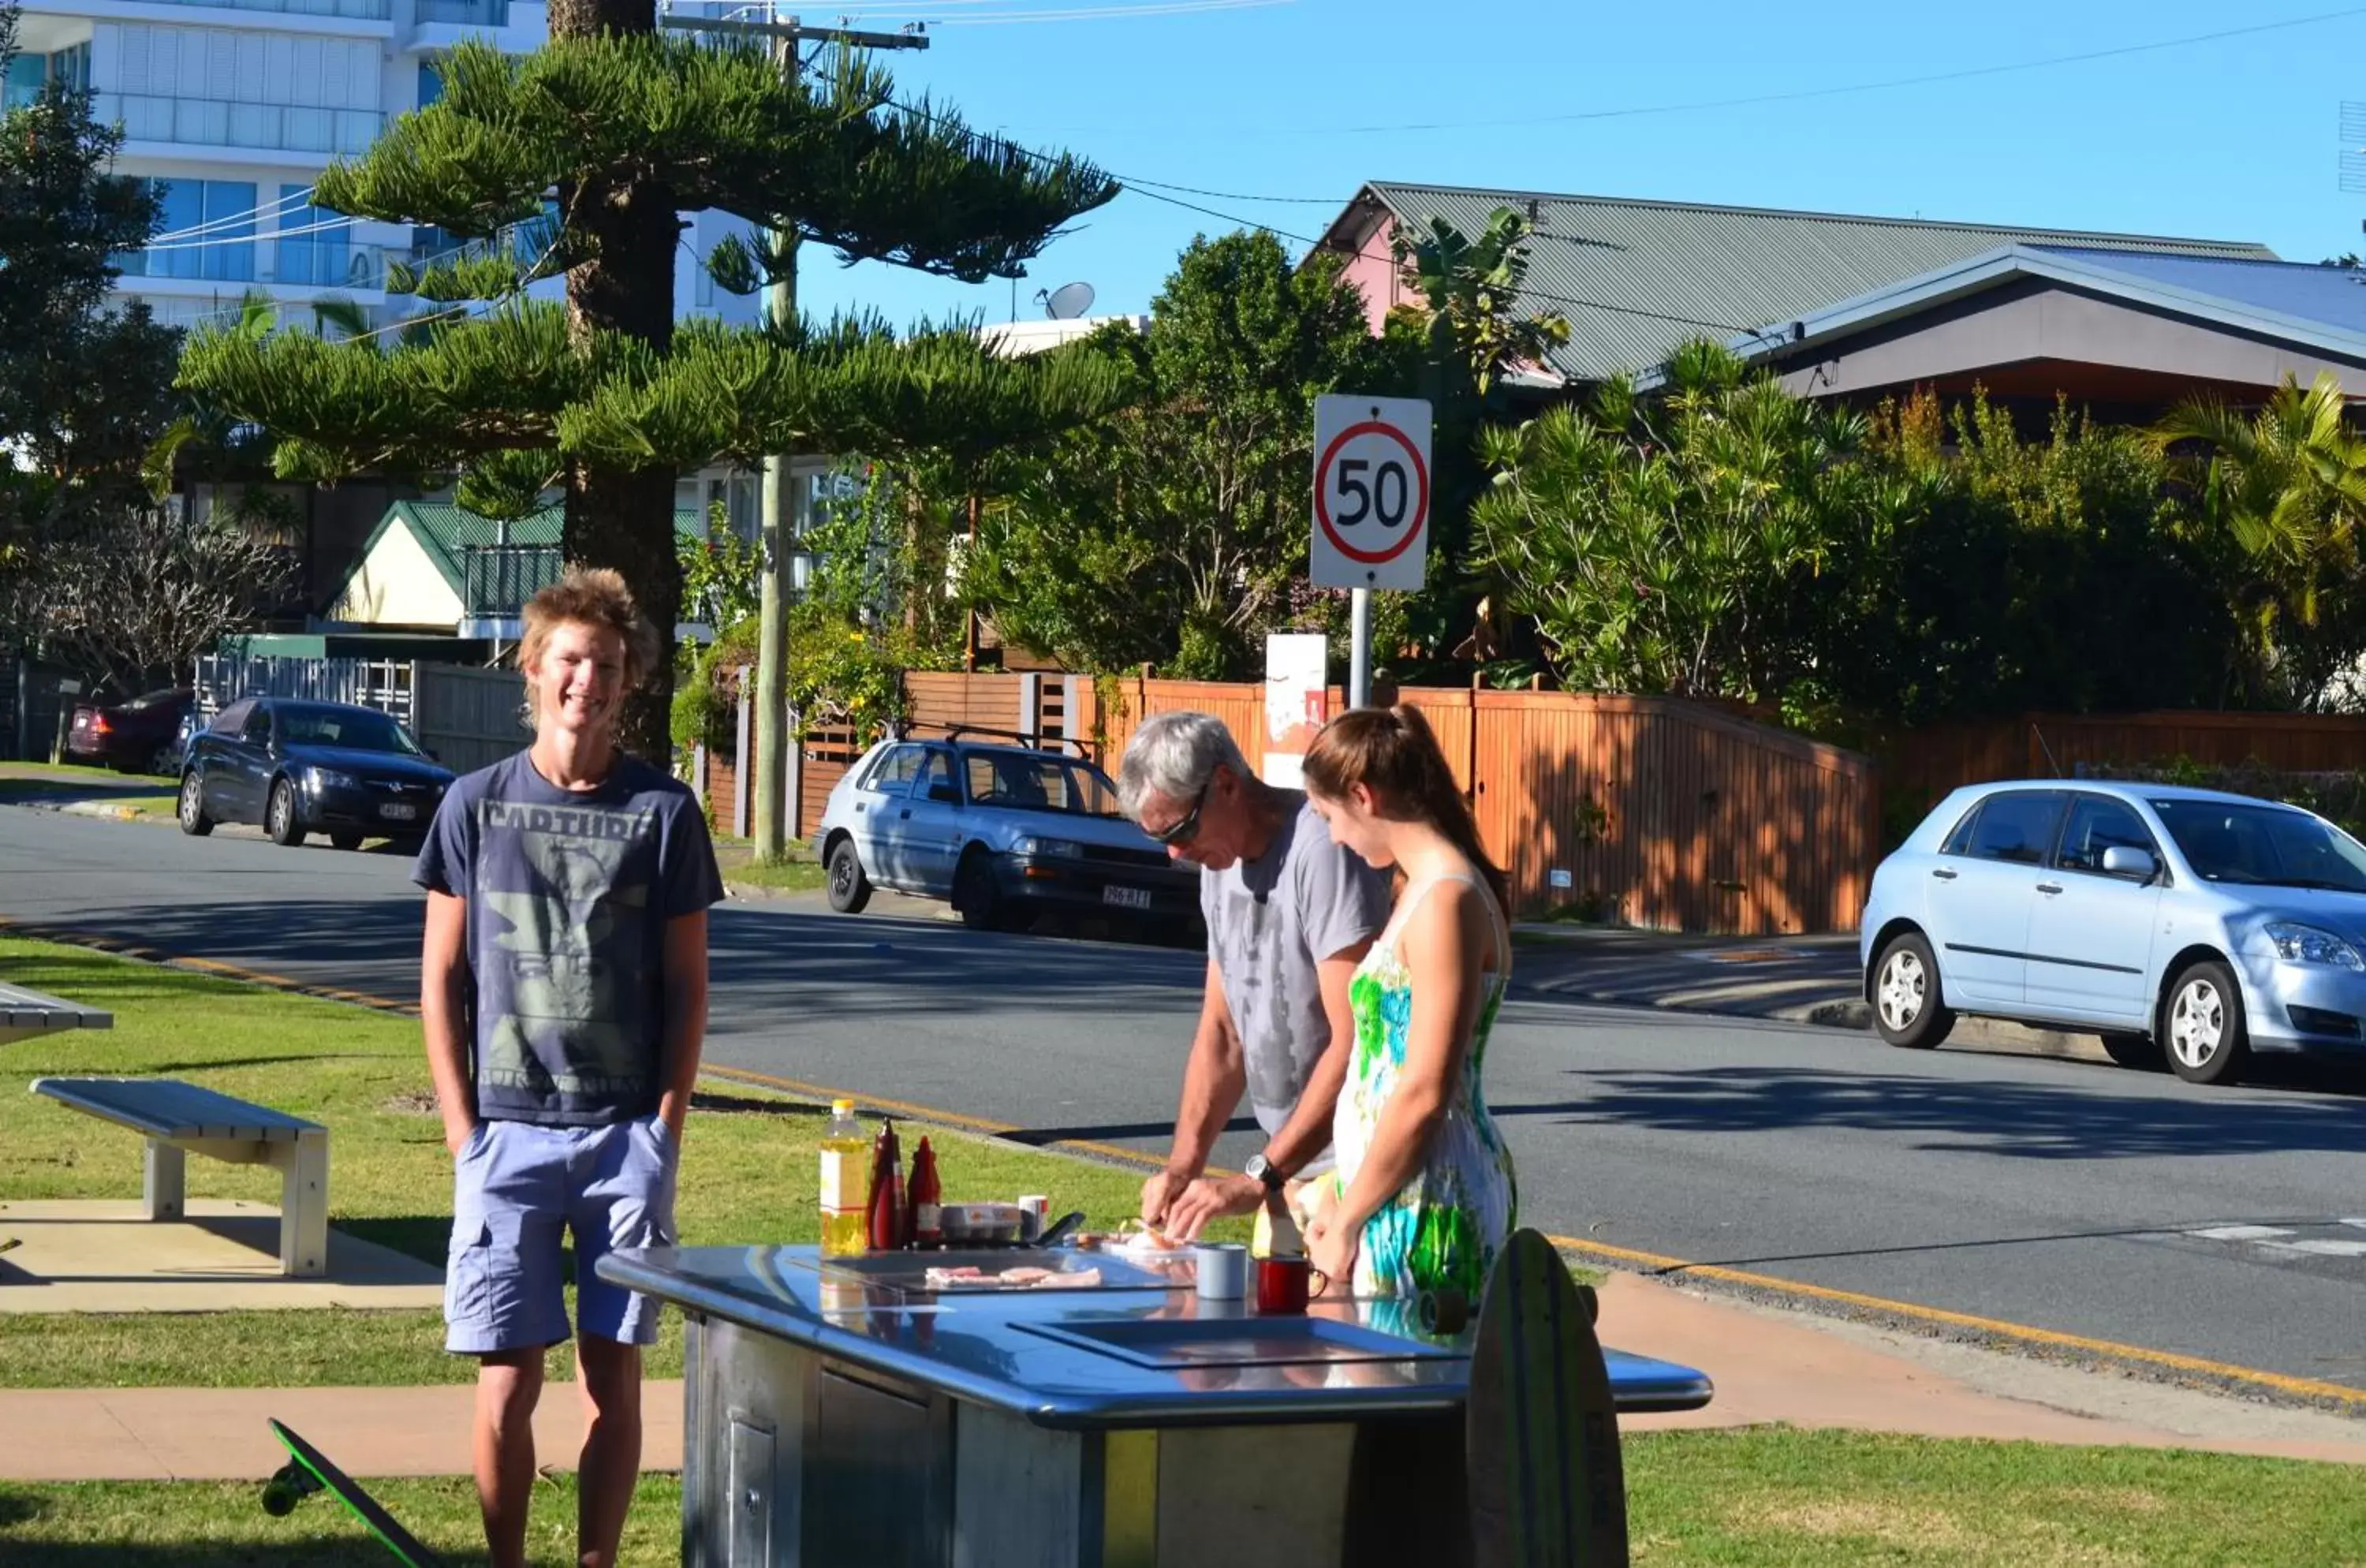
[927,783,960,805]
[2102,846,2157,883]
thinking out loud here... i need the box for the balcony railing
[416,0,510,24]
[96,92,384,155]
[123,0,390,17]
[462,544,561,618]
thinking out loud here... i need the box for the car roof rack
[889,720,1091,760]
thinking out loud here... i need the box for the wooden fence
[1883,711,2366,820]
[715,670,1876,934]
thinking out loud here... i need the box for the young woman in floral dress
[1300,706,1517,1301]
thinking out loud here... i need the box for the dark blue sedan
[177,696,455,851]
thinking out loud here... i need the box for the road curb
[1522,981,2111,1066]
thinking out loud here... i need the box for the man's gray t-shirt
[414,751,722,1127]
[1201,793,1393,1146]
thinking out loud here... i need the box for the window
[1940,805,1982,857]
[210,699,256,736]
[274,182,352,288]
[241,704,277,744]
[1963,791,2066,866]
[2152,799,2366,892]
[912,751,959,804]
[961,751,1125,817]
[860,745,927,797]
[416,61,444,109]
[2055,797,2156,875]
[278,704,420,754]
[3,53,43,111]
[123,179,256,282]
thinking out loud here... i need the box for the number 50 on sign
[1311,394,1431,592]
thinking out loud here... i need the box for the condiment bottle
[818,1099,868,1257]
[909,1137,942,1249]
[866,1119,905,1253]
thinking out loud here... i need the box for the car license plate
[1103,885,1152,911]
[379,802,419,822]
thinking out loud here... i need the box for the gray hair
[1118,711,1249,820]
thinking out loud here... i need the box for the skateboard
[1465,1228,1626,1567]
[262,1417,443,1566]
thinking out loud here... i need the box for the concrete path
[4,1269,2358,1483]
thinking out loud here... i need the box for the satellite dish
[1042,281,1095,320]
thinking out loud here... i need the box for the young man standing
[415,567,722,1568]
[1118,711,1392,1242]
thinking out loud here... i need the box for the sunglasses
[1146,778,1213,847]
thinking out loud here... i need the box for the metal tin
[1193,1242,1248,1301]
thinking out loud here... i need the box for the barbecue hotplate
[1014,1314,1463,1371]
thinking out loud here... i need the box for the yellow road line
[1541,1233,2366,1409]
[11,917,2360,1409]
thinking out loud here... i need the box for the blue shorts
[444,1116,678,1355]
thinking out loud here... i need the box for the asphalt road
[6,805,2366,1394]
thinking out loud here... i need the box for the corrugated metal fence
[192,655,526,773]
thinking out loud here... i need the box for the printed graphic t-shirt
[414,751,723,1126]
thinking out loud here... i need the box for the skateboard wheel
[262,1480,298,1517]
[1418,1286,1469,1335]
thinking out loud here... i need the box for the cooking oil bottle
[819,1099,869,1256]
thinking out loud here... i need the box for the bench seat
[31,1077,330,1277]
[0,984,114,1045]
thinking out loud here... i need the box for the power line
[1317,4,2366,136]
[137,215,357,254]
[1113,174,1335,204]
[144,185,319,246]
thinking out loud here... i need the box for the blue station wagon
[817,734,1200,935]
[1861,781,2366,1085]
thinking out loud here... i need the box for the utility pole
[662,5,927,861]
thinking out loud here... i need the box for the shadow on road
[9,898,1208,1029]
[1495,1063,2366,1158]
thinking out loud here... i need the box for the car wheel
[330,831,364,853]
[1872,931,1954,1048]
[827,838,873,915]
[177,771,214,837]
[144,744,176,778]
[2096,1030,2161,1070]
[267,778,307,848]
[2162,961,2249,1086]
[955,849,1006,931]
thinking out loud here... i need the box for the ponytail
[1302,704,1511,913]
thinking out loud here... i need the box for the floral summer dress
[1330,870,1517,1300]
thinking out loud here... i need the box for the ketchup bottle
[866,1119,905,1253]
[909,1137,942,1250]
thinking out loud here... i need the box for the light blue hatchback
[1860,781,2366,1085]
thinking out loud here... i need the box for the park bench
[0,982,113,1045]
[30,1077,330,1277]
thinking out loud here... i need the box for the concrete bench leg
[276,1129,330,1278]
[144,1141,185,1222]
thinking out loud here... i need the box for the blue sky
[792,0,2366,330]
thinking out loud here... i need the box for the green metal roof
[345,499,707,603]
[1332,183,2281,385]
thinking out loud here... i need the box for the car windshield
[2151,799,2366,892]
[962,752,1125,817]
[279,704,423,756]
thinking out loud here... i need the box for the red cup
[1256,1255,1311,1315]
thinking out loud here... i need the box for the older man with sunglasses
[1118,711,1393,1243]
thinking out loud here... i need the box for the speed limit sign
[1311,394,1431,591]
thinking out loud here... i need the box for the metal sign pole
[1349,586,1371,711]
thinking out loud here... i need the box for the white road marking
[2263,1239,2366,1258]
[2189,1224,2293,1242]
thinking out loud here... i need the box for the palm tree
[2151,371,2366,703]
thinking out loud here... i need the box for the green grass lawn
[2,1432,2360,1566]
[0,934,1172,1388]
[0,761,176,818]
[707,833,827,895]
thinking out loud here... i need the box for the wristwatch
[1244,1153,1289,1193]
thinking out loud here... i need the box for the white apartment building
[8,0,768,612]
[4,0,759,334]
